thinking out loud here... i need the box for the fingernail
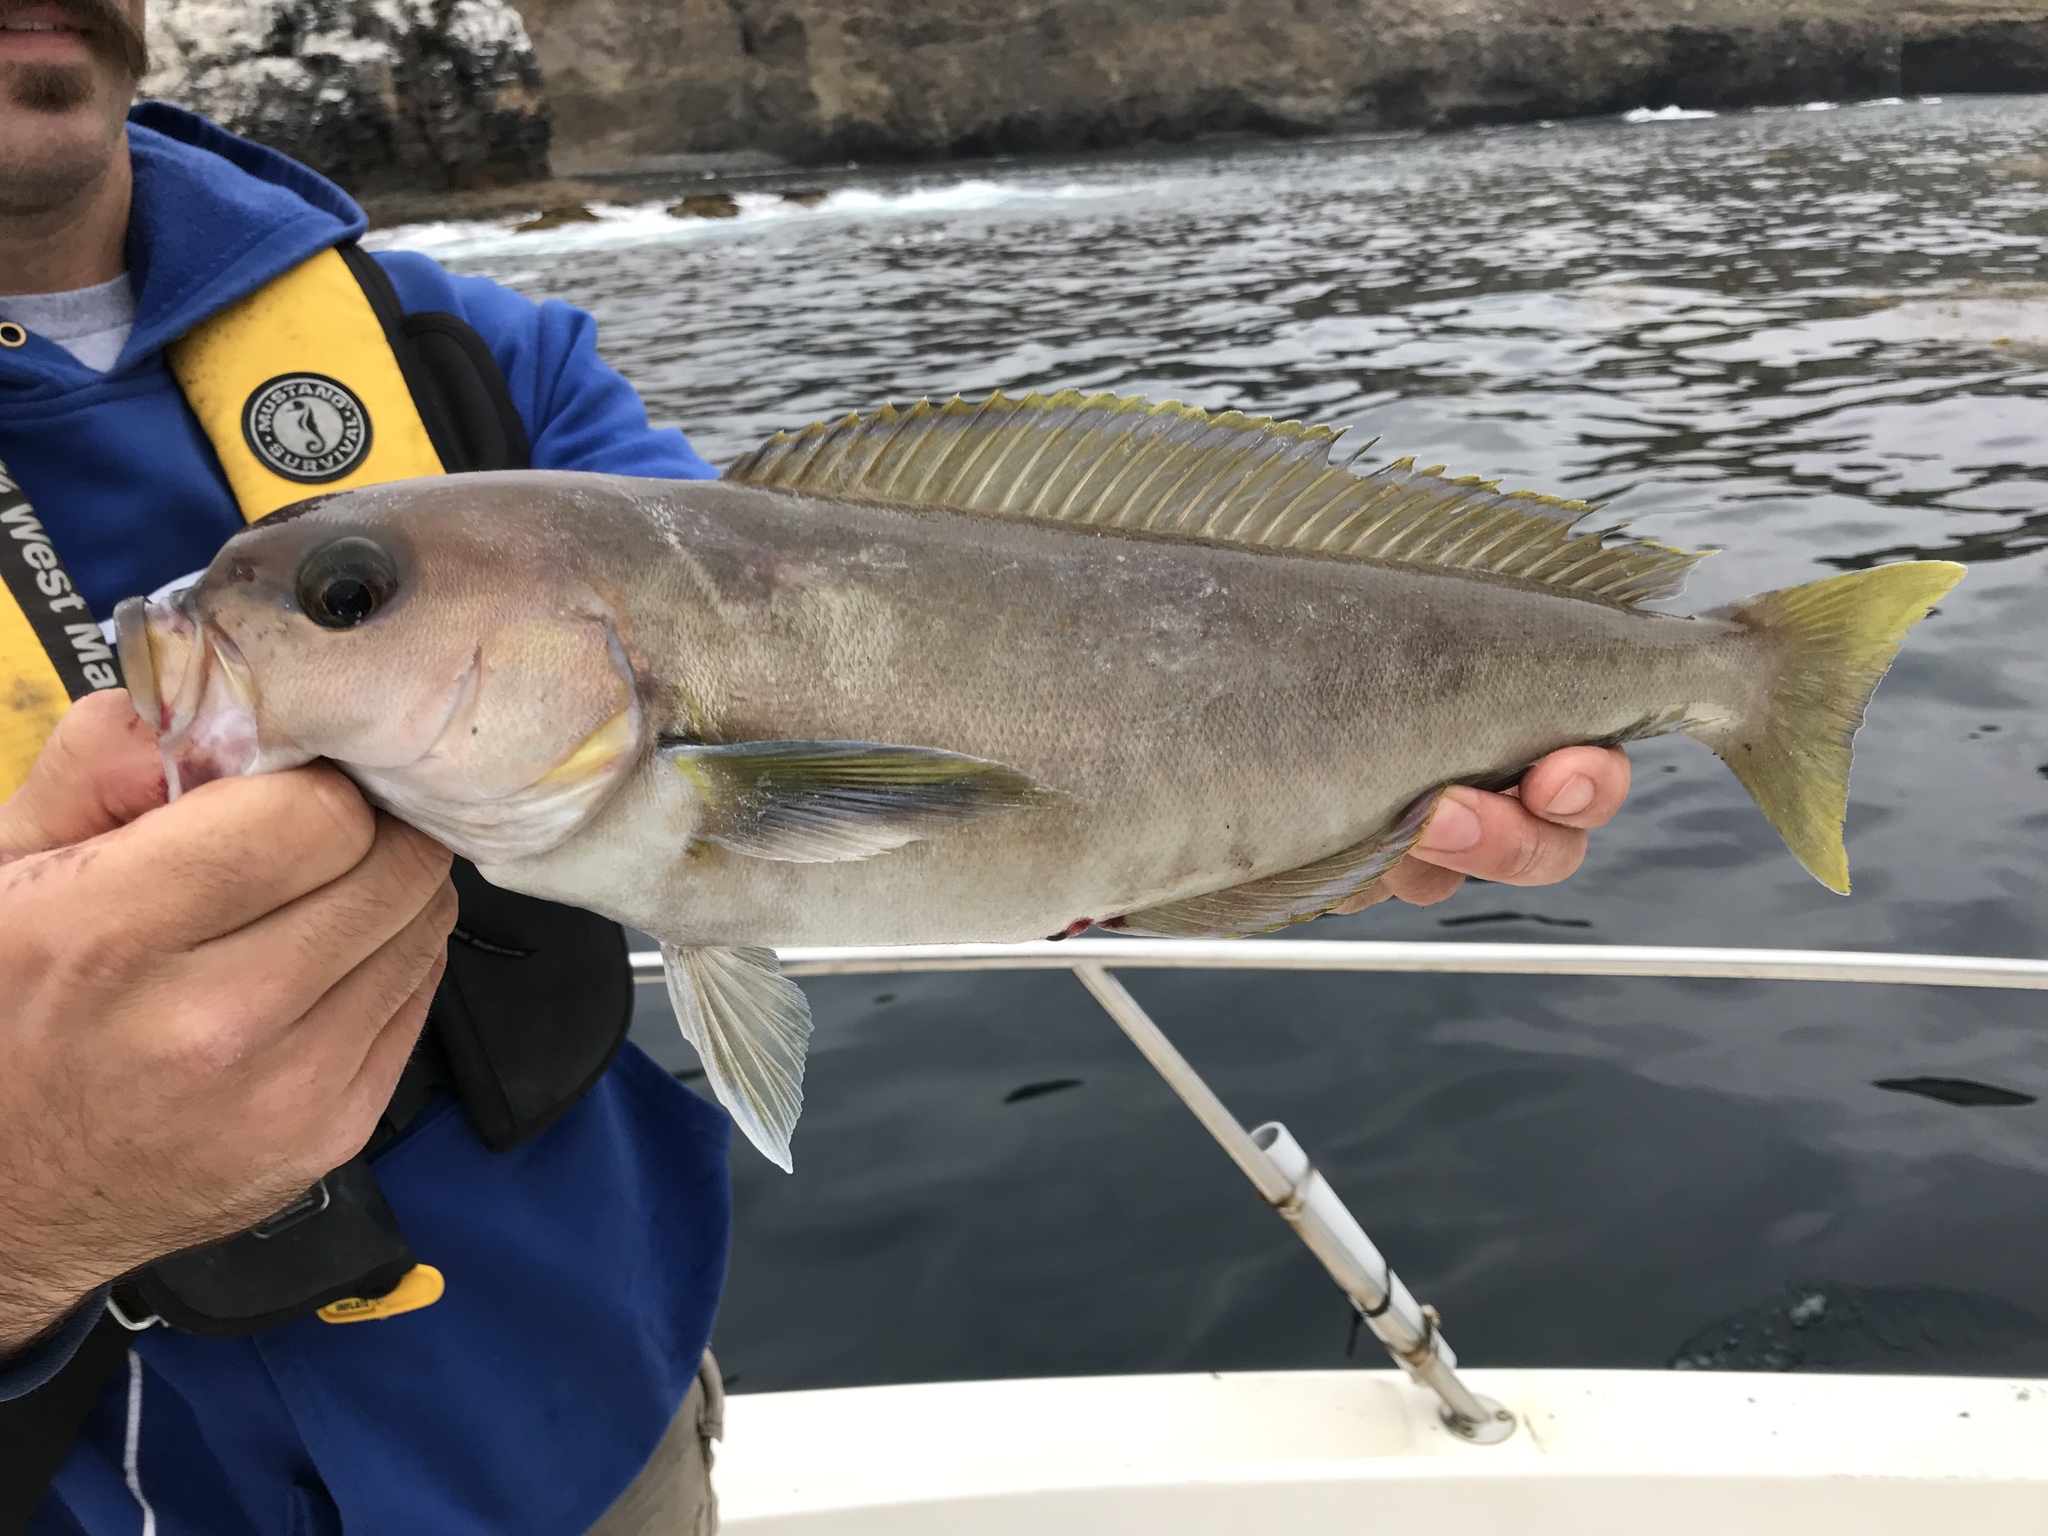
[1419,794,1482,854]
[1545,774,1595,818]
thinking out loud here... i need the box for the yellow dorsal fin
[727,391,1711,608]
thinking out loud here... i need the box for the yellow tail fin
[1696,561,1965,893]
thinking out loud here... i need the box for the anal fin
[1120,719,1721,941]
[1116,791,1442,938]
[662,943,813,1171]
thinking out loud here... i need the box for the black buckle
[125,1156,415,1337]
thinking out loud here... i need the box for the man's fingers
[1327,855,1466,913]
[1409,783,1589,887]
[1327,884,1395,915]
[1374,856,1465,907]
[1515,746,1631,830]
[193,821,453,1038]
[269,873,455,1082]
[251,888,454,1179]
[350,947,449,1108]
[332,948,450,1164]
[1386,747,1628,901]
[59,765,379,955]
[0,690,166,854]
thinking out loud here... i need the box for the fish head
[114,479,645,863]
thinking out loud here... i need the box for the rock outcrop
[506,0,2048,173]
[143,0,550,194]
[139,0,2048,187]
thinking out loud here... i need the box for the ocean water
[376,95,2048,1388]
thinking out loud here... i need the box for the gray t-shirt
[0,273,136,373]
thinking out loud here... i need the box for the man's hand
[1336,745,1632,912]
[0,692,456,1355]
[0,688,170,855]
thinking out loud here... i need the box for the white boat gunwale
[717,1367,2048,1533]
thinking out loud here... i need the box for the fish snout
[115,593,183,735]
[113,591,271,797]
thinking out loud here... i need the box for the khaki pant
[586,1352,725,1536]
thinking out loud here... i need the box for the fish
[113,390,1964,1168]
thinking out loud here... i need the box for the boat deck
[718,1368,2048,1533]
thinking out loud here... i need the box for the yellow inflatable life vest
[0,245,449,798]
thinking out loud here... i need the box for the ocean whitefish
[114,391,1965,1167]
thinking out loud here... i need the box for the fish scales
[112,389,1964,1167]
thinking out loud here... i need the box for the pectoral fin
[1117,790,1443,938]
[662,943,813,1171]
[663,739,1056,862]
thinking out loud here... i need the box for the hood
[0,101,367,394]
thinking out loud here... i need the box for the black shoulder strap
[0,1310,128,1536]
[124,1157,417,1336]
[336,245,531,474]
[401,312,531,475]
[432,860,633,1153]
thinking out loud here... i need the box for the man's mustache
[0,0,148,80]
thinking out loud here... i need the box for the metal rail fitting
[1071,963,1514,1444]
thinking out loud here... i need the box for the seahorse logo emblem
[242,373,373,483]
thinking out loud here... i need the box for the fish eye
[295,537,399,630]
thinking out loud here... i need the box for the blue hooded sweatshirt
[2,104,733,1536]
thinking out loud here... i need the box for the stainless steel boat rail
[629,937,2048,1442]
[759,938,2048,988]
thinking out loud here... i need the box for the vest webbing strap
[166,245,447,520]
[0,462,119,797]
[0,245,447,799]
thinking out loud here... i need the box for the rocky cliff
[506,0,2048,173]
[143,0,550,193]
[139,0,2048,188]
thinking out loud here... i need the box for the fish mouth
[114,592,296,797]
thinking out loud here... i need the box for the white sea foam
[366,177,1133,261]
[1622,105,1717,123]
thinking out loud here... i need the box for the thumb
[0,690,168,855]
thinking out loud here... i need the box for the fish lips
[114,591,184,737]
[114,591,301,797]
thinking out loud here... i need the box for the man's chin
[0,59,129,218]
[1,60,97,115]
